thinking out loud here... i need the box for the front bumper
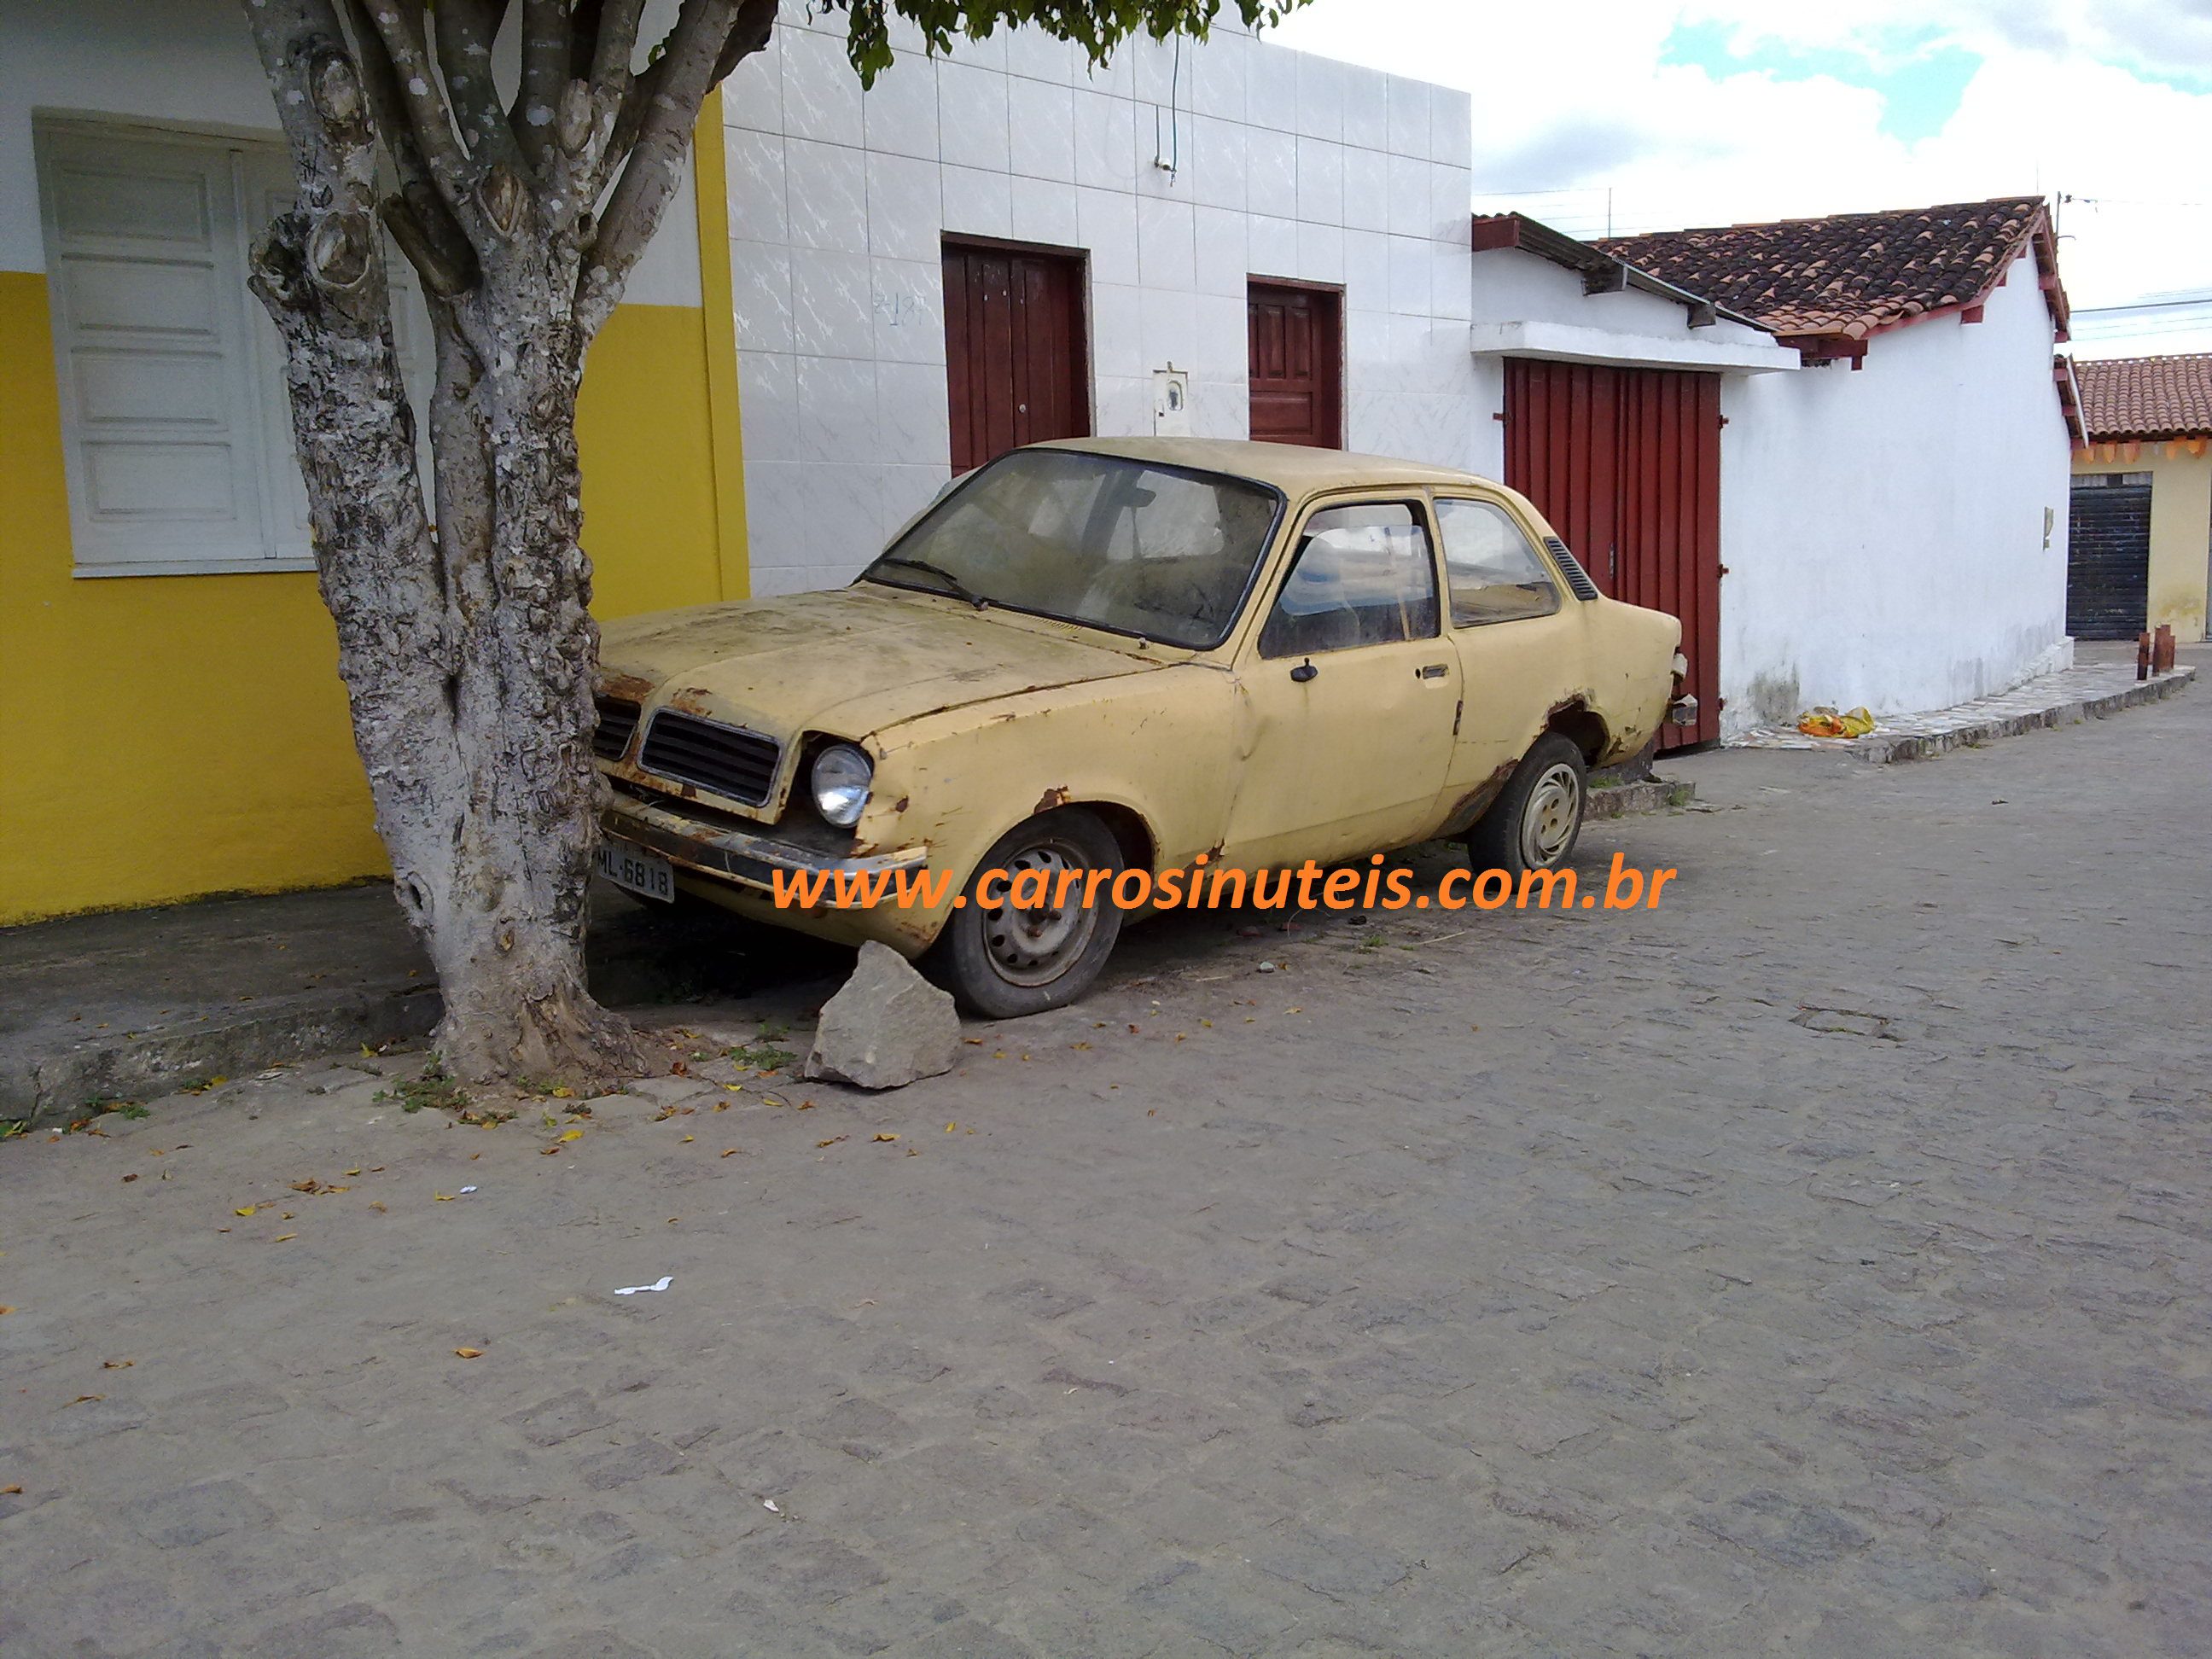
[602,789,928,892]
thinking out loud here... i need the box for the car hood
[597,585,1165,742]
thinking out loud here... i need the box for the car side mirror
[1289,661,1318,684]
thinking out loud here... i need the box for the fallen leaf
[872,1133,899,1143]
[550,1086,574,1099]
[271,1234,295,1243]
[369,1202,387,1212]
[67,1394,103,1406]
[121,1173,138,1184]
[946,1122,957,1132]
[233,1206,258,1217]
[0,1484,20,1494]
[289,1179,320,1194]
[102,1359,133,1370]
[963,1037,984,1046]
[721,1148,741,1157]
[344,1167,362,1176]
[538,1146,560,1156]
[680,1135,695,1143]
[0,1307,14,1316]
[557,1129,584,1143]
[434,1193,456,1202]
[455,1347,484,1359]
[817,1136,847,1149]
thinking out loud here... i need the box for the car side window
[1435,498,1562,626]
[1258,502,1440,659]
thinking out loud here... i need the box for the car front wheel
[931,807,1127,1018]
[1465,732,1588,879]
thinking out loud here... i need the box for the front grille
[1545,537,1603,602]
[592,696,642,761]
[637,710,781,806]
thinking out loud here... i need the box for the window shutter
[39,125,271,573]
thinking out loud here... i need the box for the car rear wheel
[1466,733,1587,879]
[932,807,1127,1018]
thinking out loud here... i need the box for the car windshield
[862,450,1282,649]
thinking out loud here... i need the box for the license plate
[596,838,675,903]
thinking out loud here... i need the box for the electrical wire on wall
[1153,32,1183,180]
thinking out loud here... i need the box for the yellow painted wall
[0,281,736,926]
[2073,441,2212,643]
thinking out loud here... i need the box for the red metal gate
[942,239,1091,474]
[1503,358,1721,749]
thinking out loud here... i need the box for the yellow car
[593,438,1689,1016]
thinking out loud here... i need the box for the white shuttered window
[36,117,432,577]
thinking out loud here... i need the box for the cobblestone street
[3,678,2208,1658]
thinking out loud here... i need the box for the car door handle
[1416,662,1450,679]
[1289,661,1318,683]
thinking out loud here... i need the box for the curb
[1587,777,1697,820]
[3,986,441,1130]
[1852,666,2195,764]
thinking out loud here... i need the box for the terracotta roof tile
[2074,353,2212,441]
[1594,197,2053,342]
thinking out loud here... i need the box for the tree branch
[240,0,380,213]
[339,0,479,294]
[431,0,518,167]
[514,0,572,172]
[354,0,478,212]
[579,0,771,338]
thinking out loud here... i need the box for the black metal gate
[2066,474,2152,640]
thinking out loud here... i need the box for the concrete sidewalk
[0,888,848,1127]
[1732,643,2196,761]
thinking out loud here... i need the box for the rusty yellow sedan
[592,439,1689,1016]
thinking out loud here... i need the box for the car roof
[1027,436,1499,495]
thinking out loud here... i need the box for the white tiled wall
[722,11,1476,597]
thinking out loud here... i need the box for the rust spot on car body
[1034,786,1070,814]
[668,687,716,716]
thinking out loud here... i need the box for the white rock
[801,943,959,1090]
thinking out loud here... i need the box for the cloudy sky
[1266,0,2212,356]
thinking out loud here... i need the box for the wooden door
[1504,358,1722,749]
[1248,281,1342,448]
[942,239,1090,474]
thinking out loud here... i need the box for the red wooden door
[942,240,1090,474]
[1503,358,1721,749]
[1247,281,1342,447]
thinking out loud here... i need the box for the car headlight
[811,743,873,828]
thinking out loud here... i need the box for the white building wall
[720,14,1477,596]
[1718,247,2074,734]
[1464,247,1796,479]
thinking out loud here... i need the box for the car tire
[1465,733,1588,879]
[931,807,1128,1019]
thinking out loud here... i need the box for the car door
[1433,492,1584,795]
[1220,496,1463,869]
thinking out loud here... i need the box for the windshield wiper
[870,556,990,610]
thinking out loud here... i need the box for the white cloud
[1265,0,2212,350]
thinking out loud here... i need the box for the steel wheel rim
[1520,763,1581,866]
[978,837,1100,987]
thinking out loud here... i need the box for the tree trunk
[235,0,767,1090]
[252,207,643,1091]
